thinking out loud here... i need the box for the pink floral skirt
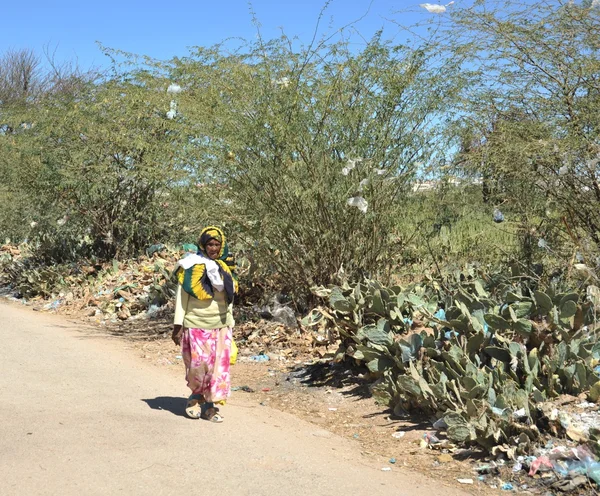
[181,327,232,403]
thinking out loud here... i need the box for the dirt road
[0,303,469,496]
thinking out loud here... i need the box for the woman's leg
[181,328,212,418]
[200,327,232,422]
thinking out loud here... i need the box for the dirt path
[0,303,470,496]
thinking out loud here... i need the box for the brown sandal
[185,394,205,419]
[202,407,224,423]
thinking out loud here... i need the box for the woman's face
[205,239,222,260]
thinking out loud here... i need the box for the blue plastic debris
[588,462,600,485]
[389,458,396,464]
[483,321,490,335]
[249,354,270,362]
[491,407,509,416]
[501,482,514,491]
[146,243,166,256]
[493,209,505,223]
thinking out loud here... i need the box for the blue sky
[2,0,427,69]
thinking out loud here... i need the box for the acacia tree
[160,32,462,297]
[0,61,199,260]
[441,0,600,260]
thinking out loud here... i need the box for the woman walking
[171,226,237,422]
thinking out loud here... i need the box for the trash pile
[0,243,333,359]
[0,242,179,321]
[436,398,600,492]
[410,397,600,492]
[234,320,339,361]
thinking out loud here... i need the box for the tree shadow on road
[142,396,188,418]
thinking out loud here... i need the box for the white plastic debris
[167,83,182,94]
[30,221,38,228]
[392,431,406,439]
[274,77,290,88]
[57,216,67,226]
[513,408,527,419]
[342,158,360,175]
[347,196,368,213]
[167,100,178,120]
[457,478,473,484]
[558,165,568,176]
[359,178,369,191]
[381,467,392,472]
[146,304,162,318]
[420,1,453,13]
[433,418,448,430]
[375,169,386,175]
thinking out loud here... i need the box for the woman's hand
[172,325,183,346]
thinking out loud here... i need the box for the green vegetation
[306,266,600,454]
[1,0,599,300]
[1,0,600,460]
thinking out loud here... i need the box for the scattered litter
[167,83,182,94]
[423,432,440,445]
[389,458,396,464]
[381,467,392,472]
[347,196,368,214]
[146,304,162,318]
[513,408,527,419]
[551,475,589,491]
[432,418,447,430]
[231,386,255,393]
[342,158,359,176]
[249,354,270,362]
[146,244,166,256]
[392,431,406,439]
[271,305,297,327]
[501,482,514,491]
[476,464,495,475]
[457,478,473,485]
[529,456,553,476]
[420,2,453,13]
[433,308,446,320]
[493,208,505,223]
[175,355,182,359]
[328,407,338,411]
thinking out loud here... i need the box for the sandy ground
[0,302,474,496]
